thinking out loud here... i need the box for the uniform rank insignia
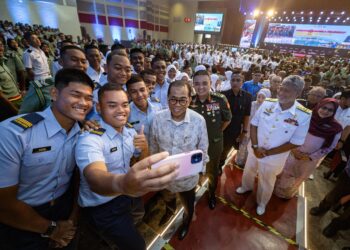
[11,113,44,129]
[284,118,299,126]
[126,123,134,128]
[32,146,51,153]
[129,121,140,125]
[90,128,106,136]
[110,147,118,152]
[297,105,311,114]
[263,107,274,116]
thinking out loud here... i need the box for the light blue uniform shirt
[75,120,138,207]
[153,81,170,109]
[0,107,81,206]
[128,99,162,141]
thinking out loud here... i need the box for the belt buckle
[50,199,55,206]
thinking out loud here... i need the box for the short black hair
[140,69,156,78]
[55,68,94,91]
[193,70,209,79]
[106,50,129,65]
[84,44,99,53]
[126,74,145,91]
[151,56,165,67]
[167,80,192,98]
[341,90,350,99]
[111,43,126,51]
[60,45,85,58]
[130,48,144,56]
[98,83,127,103]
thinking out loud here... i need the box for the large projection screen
[264,23,350,49]
[195,13,224,32]
[239,19,257,48]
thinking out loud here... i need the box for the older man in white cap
[236,75,311,215]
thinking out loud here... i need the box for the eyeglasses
[168,98,188,106]
[320,106,334,112]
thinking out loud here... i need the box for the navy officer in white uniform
[236,75,311,215]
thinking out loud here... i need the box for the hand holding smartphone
[151,150,203,180]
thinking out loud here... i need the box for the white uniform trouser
[241,147,288,207]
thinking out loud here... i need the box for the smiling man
[127,75,161,141]
[130,48,145,74]
[0,68,94,249]
[236,75,311,216]
[75,83,179,250]
[151,56,169,109]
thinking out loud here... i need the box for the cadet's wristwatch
[41,221,57,238]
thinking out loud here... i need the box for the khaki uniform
[0,58,22,108]
[4,50,25,86]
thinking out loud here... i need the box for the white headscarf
[257,88,271,98]
[195,64,206,73]
[166,64,177,83]
[210,74,219,91]
[176,72,190,81]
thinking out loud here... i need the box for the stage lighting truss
[263,10,349,24]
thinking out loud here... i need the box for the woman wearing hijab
[274,98,343,199]
[235,89,271,167]
[165,64,177,84]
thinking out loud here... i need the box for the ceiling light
[330,11,334,15]
[341,11,345,15]
[301,11,304,14]
[320,11,324,15]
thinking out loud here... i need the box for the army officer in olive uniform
[191,70,232,209]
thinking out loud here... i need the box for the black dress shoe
[322,223,338,238]
[309,206,327,216]
[178,223,190,240]
[159,209,174,226]
[208,196,216,210]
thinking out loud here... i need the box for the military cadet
[0,40,23,109]
[130,48,145,74]
[151,56,169,109]
[236,75,311,216]
[0,68,94,250]
[85,44,104,83]
[126,74,161,141]
[4,39,26,92]
[19,45,88,114]
[7,38,24,59]
[88,52,132,120]
[140,69,158,100]
[75,84,179,250]
[22,32,51,81]
[191,70,232,209]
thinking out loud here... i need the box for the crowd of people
[1,19,350,250]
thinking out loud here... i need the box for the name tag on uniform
[110,147,118,153]
[129,121,140,125]
[263,108,273,116]
[32,146,51,153]
[284,118,299,126]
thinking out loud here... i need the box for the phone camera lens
[191,153,202,164]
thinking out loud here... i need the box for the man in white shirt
[85,45,104,83]
[23,32,51,81]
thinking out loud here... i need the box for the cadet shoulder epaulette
[27,49,32,53]
[150,96,160,103]
[265,98,278,102]
[11,113,44,130]
[297,105,312,114]
[211,92,224,98]
[125,123,134,128]
[90,128,106,136]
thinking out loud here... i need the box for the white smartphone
[151,150,204,179]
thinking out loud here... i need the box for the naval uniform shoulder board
[125,123,134,128]
[150,96,160,103]
[265,98,278,102]
[11,113,44,130]
[90,128,106,136]
[211,92,224,98]
[297,105,312,114]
